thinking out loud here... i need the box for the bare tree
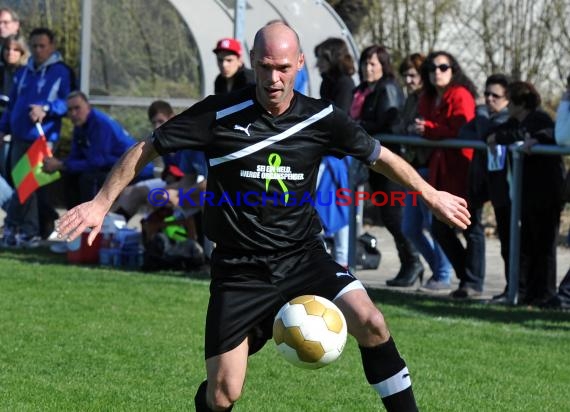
[331,0,569,103]
[445,0,566,105]
[348,0,455,63]
[548,0,570,86]
[327,0,368,34]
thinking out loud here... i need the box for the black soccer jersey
[152,86,381,252]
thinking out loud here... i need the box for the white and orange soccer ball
[273,295,347,369]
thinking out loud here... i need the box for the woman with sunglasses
[396,53,453,292]
[414,51,481,299]
[459,74,511,303]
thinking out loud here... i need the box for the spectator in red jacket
[415,51,482,299]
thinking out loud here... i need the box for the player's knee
[351,306,390,346]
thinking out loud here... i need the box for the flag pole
[34,122,53,156]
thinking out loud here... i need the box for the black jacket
[460,106,510,207]
[356,76,404,153]
[494,110,564,207]
[214,66,255,95]
[319,73,355,114]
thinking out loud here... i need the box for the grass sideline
[1,249,569,411]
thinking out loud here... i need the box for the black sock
[359,337,418,412]
[194,380,233,411]
[194,381,213,412]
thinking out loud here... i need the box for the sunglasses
[428,63,451,73]
[484,91,505,99]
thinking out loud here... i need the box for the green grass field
[1,249,569,411]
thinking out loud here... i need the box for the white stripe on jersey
[333,280,365,301]
[215,100,255,120]
[210,104,334,167]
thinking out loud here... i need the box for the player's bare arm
[370,146,471,229]
[56,136,159,244]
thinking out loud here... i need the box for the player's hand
[55,200,108,245]
[428,191,471,230]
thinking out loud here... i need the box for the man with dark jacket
[213,37,255,95]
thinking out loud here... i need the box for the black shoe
[386,262,424,287]
[489,292,509,304]
[539,296,570,310]
[492,291,507,300]
[450,286,482,299]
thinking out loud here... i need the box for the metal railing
[352,134,570,305]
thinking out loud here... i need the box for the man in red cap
[213,37,255,95]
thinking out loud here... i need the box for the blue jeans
[401,168,452,283]
[432,205,485,291]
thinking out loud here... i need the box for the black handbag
[355,232,381,270]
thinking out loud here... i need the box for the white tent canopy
[81,0,359,106]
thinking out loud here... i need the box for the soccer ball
[273,295,347,369]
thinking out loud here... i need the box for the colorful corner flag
[11,123,61,204]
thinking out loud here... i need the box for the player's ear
[297,52,305,70]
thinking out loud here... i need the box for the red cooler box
[67,231,102,264]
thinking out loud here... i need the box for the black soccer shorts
[204,237,365,359]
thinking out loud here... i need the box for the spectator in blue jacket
[43,91,152,208]
[0,27,73,248]
[113,100,190,222]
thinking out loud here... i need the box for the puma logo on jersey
[335,271,354,279]
[234,123,252,136]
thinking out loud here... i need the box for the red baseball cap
[166,165,184,178]
[213,38,242,57]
